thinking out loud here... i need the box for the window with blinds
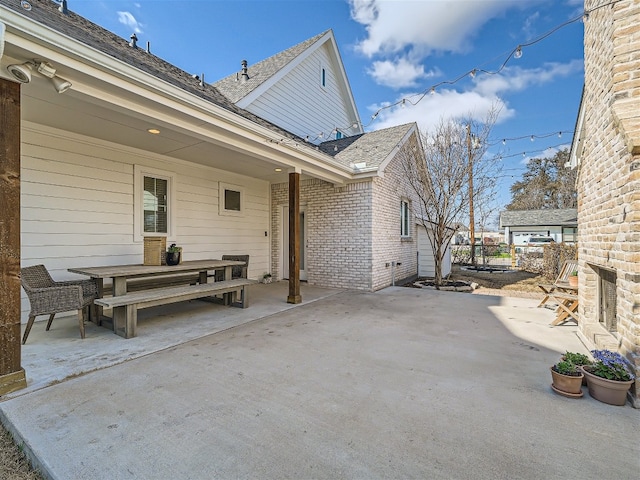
[143,176,168,233]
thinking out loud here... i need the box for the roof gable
[319,123,418,174]
[214,30,362,141]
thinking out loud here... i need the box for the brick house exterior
[271,125,422,291]
[569,0,640,407]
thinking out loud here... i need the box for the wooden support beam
[0,78,27,395]
[287,172,301,304]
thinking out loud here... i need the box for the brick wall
[270,131,422,291]
[579,0,640,406]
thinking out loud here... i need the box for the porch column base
[0,368,27,396]
[287,295,302,304]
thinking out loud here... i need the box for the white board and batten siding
[19,123,271,322]
[243,46,356,142]
[417,225,451,278]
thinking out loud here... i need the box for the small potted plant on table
[166,243,182,266]
[550,358,584,398]
[568,270,578,287]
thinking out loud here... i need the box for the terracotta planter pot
[568,275,578,287]
[550,367,583,397]
[582,367,633,406]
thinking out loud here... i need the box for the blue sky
[65,0,585,211]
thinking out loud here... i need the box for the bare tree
[401,110,501,287]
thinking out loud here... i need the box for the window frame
[219,182,245,217]
[134,165,176,242]
[400,199,411,238]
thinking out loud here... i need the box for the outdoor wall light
[50,75,72,93]
[6,59,72,93]
[7,62,32,83]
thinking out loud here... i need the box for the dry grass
[0,423,43,480]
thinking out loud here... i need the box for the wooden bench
[94,278,253,338]
[100,273,201,296]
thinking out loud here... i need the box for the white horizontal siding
[417,225,451,278]
[246,46,353,141]
[19,124,271,322]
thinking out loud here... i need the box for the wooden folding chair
[537,259,578,307]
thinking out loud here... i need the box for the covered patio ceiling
[1,41,352,185]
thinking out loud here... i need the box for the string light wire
[361,0,621,128]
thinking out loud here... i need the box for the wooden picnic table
[69,259,246,337]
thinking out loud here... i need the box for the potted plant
[567,270,578,287]
[166,243,182,266]
[581,350,635,406]
[562,351,593,385]
[262,272,272,284]
[550,358,584,397]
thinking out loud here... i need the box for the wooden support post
[287,172,301,304]
[0,78,27,395]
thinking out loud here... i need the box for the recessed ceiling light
[274,168,282,172]
[147,128,160,134]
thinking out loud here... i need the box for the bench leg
[231,286,248,308]
[125,304,137,338]
[114,305,137,338]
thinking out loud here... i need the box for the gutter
[0,4,355,180]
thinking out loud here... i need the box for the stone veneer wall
[579,0,640,406]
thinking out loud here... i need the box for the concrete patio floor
[1,283,638,479]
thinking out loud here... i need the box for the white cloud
[365,58,583,135]
[369,88,514,135]
[117,11,143,34]
[367,58,439,89]
[474,59,584,96]
[349,0,518,57]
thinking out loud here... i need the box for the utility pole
[467,124,476,266]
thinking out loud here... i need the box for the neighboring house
[567,0,639,407]
[0,0,429,311]
[499,209,578,245]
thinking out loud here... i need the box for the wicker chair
[21,264,99,344]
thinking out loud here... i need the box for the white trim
[219,182,245,217]
[401,198,411,238]
[134,165,177,242]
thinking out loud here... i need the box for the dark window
[225,189,241,211]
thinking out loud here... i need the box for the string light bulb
[514,46,523,59]
[530,135,535,142]
[429,87,435,95]
[469,69,477,78]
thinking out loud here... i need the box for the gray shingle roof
[499,209,578,227]
[318,123,415,170]
[0,0,307,144]
[214,31,330,104]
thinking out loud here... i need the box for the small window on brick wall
[401,200,410,237]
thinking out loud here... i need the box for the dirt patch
[448,264,547,293]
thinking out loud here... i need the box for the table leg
[94,278,105,325]
[111,277,128,334]
[223,265,233,305]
